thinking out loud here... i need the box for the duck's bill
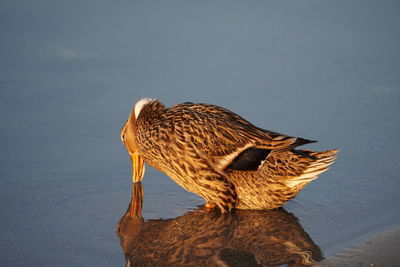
[131,152,145,183]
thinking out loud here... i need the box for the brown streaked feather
[173,102,307,150]
[135,102,239,211]
[164,102,313,173]
[230,149,339,210]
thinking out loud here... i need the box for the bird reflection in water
[116,183,322,267]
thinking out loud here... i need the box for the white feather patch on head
[134,98,155,118]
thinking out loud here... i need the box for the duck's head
[121,98,154,183]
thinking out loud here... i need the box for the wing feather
[169,103,315,171]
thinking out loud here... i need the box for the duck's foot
[205,202,216,210]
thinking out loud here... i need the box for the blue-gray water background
[1,0,399,266]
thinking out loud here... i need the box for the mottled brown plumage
[121,98,338,212]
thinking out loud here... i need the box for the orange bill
[131,152,145,183]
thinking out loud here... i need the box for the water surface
[1,0,399,266]
[117,183,322,266]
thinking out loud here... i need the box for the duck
[120,98,338,212]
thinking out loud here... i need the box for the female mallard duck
[121,98,338,212]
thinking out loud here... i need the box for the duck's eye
[120,133,125,142]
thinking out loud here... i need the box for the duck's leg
[194,172,238,213]
[205,202,216,210]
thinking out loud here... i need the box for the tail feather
[285,149,338,188]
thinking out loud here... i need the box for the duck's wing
[169,103,315,172]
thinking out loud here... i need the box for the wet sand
[318,226,400,267]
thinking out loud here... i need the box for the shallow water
[1,0,399,266]
[117,183,323,266]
